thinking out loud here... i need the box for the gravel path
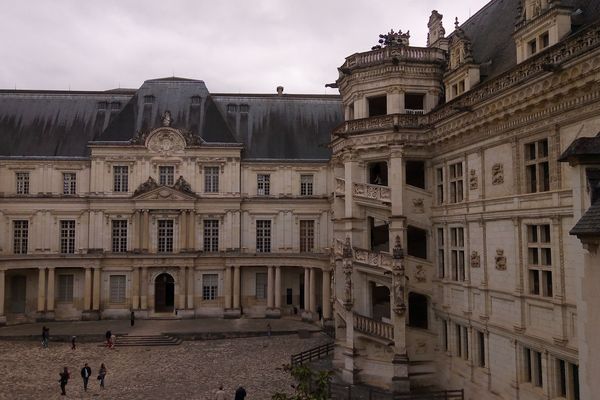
[0,334,330,400]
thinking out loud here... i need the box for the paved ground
[0,320,330,400]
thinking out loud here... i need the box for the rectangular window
[555,359,580,400]
[16,172,29,195]
[436,167,444,205]
[299,220,315,252]
[203,220,219,252]
[449,162,464,203]
[255,272,268,299]
[159,166,175,186]
[111,220,128,253]
[527,224,553,297]
[202,274,218,300]
[157,220,174,253]
[477,330,486,368]
[442,319,449,351]
[57,274,74,302]
[529,38,537,55]
[257,174,270,196]
[256,220,271,253]
[113,166,129,192]
[300,174,313,196]
[13,220,28,254]
[62,172,76,195]
[204,166,219,193]
[286,288,293,305]
[109,275,126,303]
[525,139,550,193]
[541,32,550,49]
[437,228,445,279]
[523,347,543,388]
[450,227,465,282]
[60,220,76,254]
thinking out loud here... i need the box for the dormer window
[239,104,249,113]
[143,95,155,104]
[227,104,237,113]
[191,95,201,105]
[97,101,108,110]
[110,102,121,110]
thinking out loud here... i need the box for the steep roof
[212,94,342,160]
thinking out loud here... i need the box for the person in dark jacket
[80,363,92,391]
[41,326,49,348]
[234,385,247,400]
[59,367,70,396]
[130,310,135,327]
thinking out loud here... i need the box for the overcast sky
[0,0,490,94]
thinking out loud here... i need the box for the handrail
[291,342,335,366]
[353,313,394,340]
[352,182,391,203]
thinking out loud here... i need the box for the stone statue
[161,110,173,127]
[471,251,481,268]
[133,176,158,196]
[173,175,193,193]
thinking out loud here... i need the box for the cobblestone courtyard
[0,334,330,400]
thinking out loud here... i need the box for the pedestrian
[71,335,76,350]
[41,326,49,348]
[317,305,323,321]
[105,330,112,347]
[234,384,247,400]
[110,334,116,349]
[97,363,107,389]
[214,385,226,400]
[58,366,70,396]
[267,323,271,338]
[130,310,135,327]
[80,363,92,391]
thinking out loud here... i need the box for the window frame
[449,162,464,203]
[300,174,314,196]
[111,220,128,253]
[159,166,175,186]
[257,174,270,196]
[59,220,76,254]
[109,275,127,304]
[13,220,28,254]
[16,172,30,195]
[524,138,550,193]
[526,223,553,297]
[299,220,315,253]
[202,274,218,301]
[113,166,129,193]
[450,227,465,282]
[62,172,77,195]
[255,272,268,300]
[204,166,220,193]
[203,219,219,253]
[57,274,74,303]
[256,220,272,253]
[157,219,174,253]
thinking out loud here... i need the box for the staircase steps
[110,335,182,347]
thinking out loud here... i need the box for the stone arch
[154,272,175,312]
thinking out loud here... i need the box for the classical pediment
[133,176,196,200]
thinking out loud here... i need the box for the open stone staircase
[114,334,182,347]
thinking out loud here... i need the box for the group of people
[58,363,107,396]
[215,384,247,400]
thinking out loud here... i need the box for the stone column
[140,267,148,309]
[274,267,282,309]
[46,267,55,312]
[37,268,46,312]
[179,266,187,309]
[187,211,195,251]
[344,153,359,219]
[233,266,240,309]
[224,267,232,309]
[267,266,274,309]
[134,210,141,251]
[0,270,5,319]
[180,211,188,251]
[142,210,150,251]
[92,267,101,311]
[187,267,194,309]
[84,267,92,310]
[389,146,406,247]
[309,267,317,313]
[304,268,310,311]
[132,267,140,310]
[322,270,331,319]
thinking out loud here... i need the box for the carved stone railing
[353,182,391,203]
[332,113,428,136]
[333,239,393,270]
[343,46,446,70]
[335,177,345,195]
[353,313,394,340]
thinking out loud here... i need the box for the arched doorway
[10,276,26,314]
[154,273,175,312]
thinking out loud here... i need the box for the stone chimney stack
[276,86,284,95]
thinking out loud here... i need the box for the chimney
[276,86,284,96]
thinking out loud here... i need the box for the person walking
[41,326,49,348]
[234,384,247,400]
[80,363,92,391]
[267,323,272,339]
[214,385,226,400]
[58,367,70,396]
[98,363,107,389]
[130,310,135,327]
[105,330,112,347]
[71,335,76,350]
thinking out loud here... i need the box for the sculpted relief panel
[147,130,186,155]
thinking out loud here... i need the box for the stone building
[1,0,600,399]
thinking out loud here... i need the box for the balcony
[353,182,391,203]
[332,113,429,137]
[333,239,394,271]
[342,45,446,71]
[353,312,394,341]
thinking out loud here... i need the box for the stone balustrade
[353,312,394,340]
[352,182,391,203]
[333,239,393,270]
[332,113,428,136]
[343,46,446,70]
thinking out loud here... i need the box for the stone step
[102,335,182,347]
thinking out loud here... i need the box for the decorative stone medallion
[492,163,504,185]
[470,251,480,268]
[495,249,506,270]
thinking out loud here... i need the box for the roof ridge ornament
[371,29,410,50]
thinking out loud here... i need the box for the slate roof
[570,202,600,237]
[558,134,600,164]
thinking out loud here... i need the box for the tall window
[62,172,76,195]
[299,220,315,252]
[16,172,29,195]
[113,166,129,192]
[476,330,486,368]
[455,324,469,360]
[527,224,553,297]
[300,175,313,196]
[256,220,271,253]
[441,319,449,352]
[159,166,175,186]
[13,220,28,254]
[203,220,219,252]
[255,272,268,299]
[109,275,126,303]
[556,359,580,400]
[202,274,218,300]
[157,220,174,253]
[449,162,464,203]
[257,174,270,196]
[204,166,219,193]
[436,167,444,205]
[111,220,128,253]
[523,347,543,388]
[525,139,550,193]
[450,227,465,281]
[437,228,445,279]
[60,220,76,254]
[57,274,74,302]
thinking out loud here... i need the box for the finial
[454,17,460,30]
